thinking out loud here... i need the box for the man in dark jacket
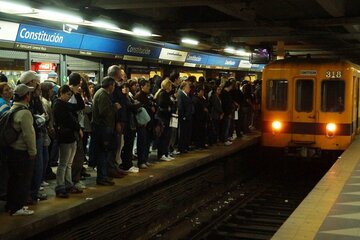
[177,81,194,153]
[92,77,120,185]
[220,81,234,145]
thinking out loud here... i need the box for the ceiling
[20,0,360,64]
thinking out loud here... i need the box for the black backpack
[0,106,27,147]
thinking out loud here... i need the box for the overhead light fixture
[225,47,251,57]
[181,38,199,45]
[132,27,152,37]
[92,20,120,30]
[38,9,83,24]
[236,49,251,57]
[0,1,33,14]
[224,47,235,53]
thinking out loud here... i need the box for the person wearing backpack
[5,84,36,216]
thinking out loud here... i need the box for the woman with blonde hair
[154,78,174,161]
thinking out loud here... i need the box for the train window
[321,80,345,112]
[266,79,288,111]
[296,79,313,112]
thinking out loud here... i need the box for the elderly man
[92,77,121,185]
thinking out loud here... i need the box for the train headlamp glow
[326,123,336,132]
[272,121,282,131]
[326,123,336,138]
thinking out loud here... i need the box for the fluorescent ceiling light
[225,47,235,53]
[92,20,119,30]
[38,9,83,24]
[181,38,199,45]
[236,49,251,56]
[0,1,33,14]
[132,27,152,37]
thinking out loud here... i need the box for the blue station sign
[16,24,83,49]
[185,52,209,65]
[206,55,240,67]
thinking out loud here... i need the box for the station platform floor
[273,137,360,240]
[0,132,260,240]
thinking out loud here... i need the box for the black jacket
[53,98,81,143]
[156,90,172,122]
[177,90,194,120]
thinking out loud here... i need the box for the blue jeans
[56,142,77,193]
[30,136,44,200]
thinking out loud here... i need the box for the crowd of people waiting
[0,66,261,216]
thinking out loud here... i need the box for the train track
[154,156,336,240]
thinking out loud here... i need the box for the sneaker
[11,206,34,216]
[37,193,48,201]
[171,150,181,155]
[145,162,154,167]
[166,155,175,160]
[125,166,140,173]
[41,181,49,187]
[74,181,86,190]
[160,155,172,162]
[224,141,233,146]
[138,163,148,169]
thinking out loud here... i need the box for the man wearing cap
[19,71,48,203]
[6,84,36,215]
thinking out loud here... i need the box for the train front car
[261,59,360,157]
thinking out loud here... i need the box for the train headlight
[326,123,336,137]
[272,121,282,134]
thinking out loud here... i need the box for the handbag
[169,113,178,128]
[135,107,151,126]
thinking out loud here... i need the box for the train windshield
[296,79,313,112]
[321,80,345,112]
[266,79,288,111]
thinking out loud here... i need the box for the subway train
[261,58,360,157]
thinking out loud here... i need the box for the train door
[357,77,360,133]
[291,78,316,143]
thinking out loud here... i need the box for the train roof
[265,58,360,68]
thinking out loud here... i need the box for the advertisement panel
[0,21,19,41]
[159,48,188,62]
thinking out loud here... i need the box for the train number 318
[325,71,342,78]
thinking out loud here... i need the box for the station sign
[80,35,122,54]
[206,55,240,68]
[251,64,265,71]
[0,21,19,41]
[239,60,252,69]
[185,52,208,65]
[159,48,188,62]
[16,24,84,49]
[80,35,162,58]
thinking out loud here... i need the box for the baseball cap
[48,71,58,78]
[14,84,35,97]
[19,71,40,85]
